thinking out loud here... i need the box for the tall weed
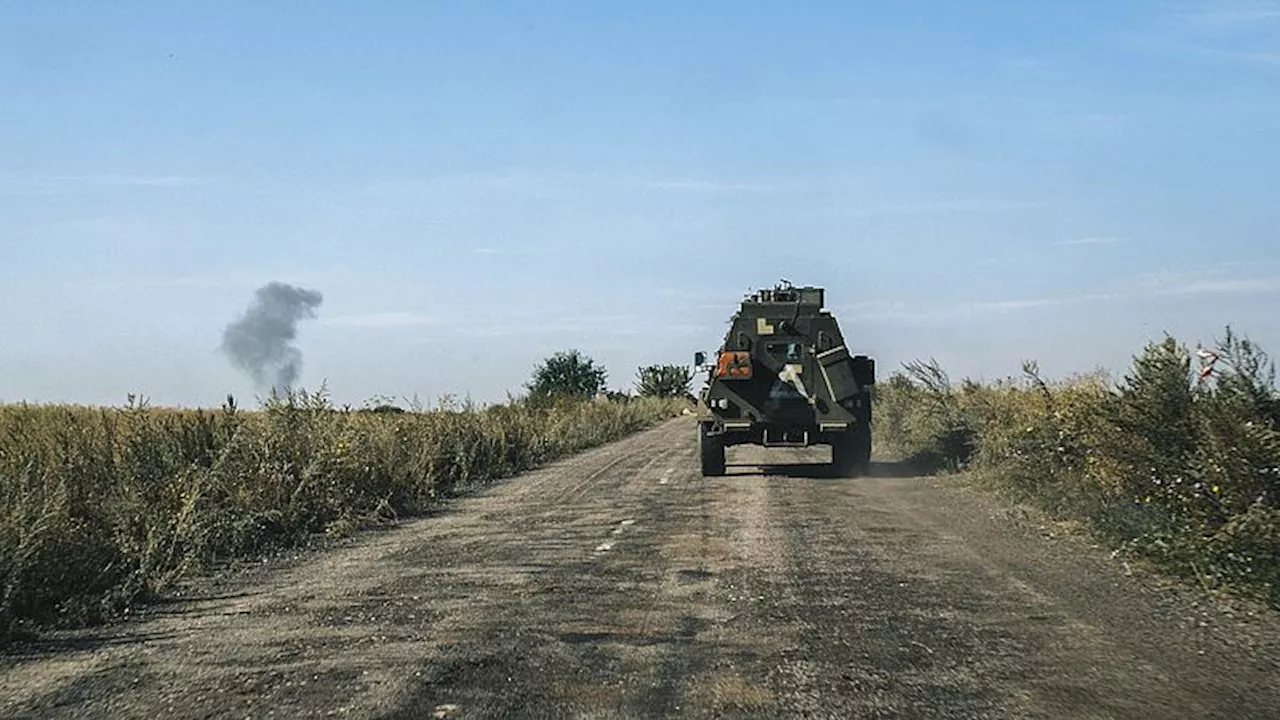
[876,329,1280,606]
[0,393,685,635]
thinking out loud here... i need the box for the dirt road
[4,419,1279,719]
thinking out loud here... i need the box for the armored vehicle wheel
[853,424,872,475]
[699,422,726,476]
[831,432,855,477]
[832,425,872,478]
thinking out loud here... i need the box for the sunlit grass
[0,390,686,635]
[875,329,1280,608]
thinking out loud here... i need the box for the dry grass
[876,329,1280,607]
[0,391,686,635]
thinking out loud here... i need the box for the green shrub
[526,350,608,399]
[636,364,694,399]
[874,328,1280,606]
[874,359,977,470]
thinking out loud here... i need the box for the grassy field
[875,328,1280,608]
[0,391,687,636]
[7,330,1275,637]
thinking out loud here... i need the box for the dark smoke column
[221,282,324,393]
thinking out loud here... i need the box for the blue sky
[2,1,1278,406]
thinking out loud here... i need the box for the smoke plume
[221,282,324,392]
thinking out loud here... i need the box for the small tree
[636,364,693,398]
[1115,335,1198,476]
[527,350,608,399]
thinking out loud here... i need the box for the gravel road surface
[3,418,1279,719]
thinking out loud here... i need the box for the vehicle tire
[832,425,872,478]
[699,422,726,476]
[831,431,854,477]
[852,423,872,476]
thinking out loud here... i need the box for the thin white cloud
[1058,236,1130,246]
[1166,3,1280,67]
[89,276,263,292]
[1180,3,1280,28]
[1181,45,1280,66]
[839,293,1103,324]
[440,312,664,340]
[962,296,1109,312]
[324,312,437,328]
[361,173,777,196]
[86,175,204,188]
[1157,276,1280,295]
[959,293,1114,318]
[834,300,923,322]
[634,179,776,192]
[2,175,206,191]
[471,247,533,256]
[826,198,1065,220]
[837,269,1280,325]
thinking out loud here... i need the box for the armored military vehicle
[695,282,875,477]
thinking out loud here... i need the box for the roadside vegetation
[0,351,689,637]
[876,327,1280,608]
[526,349,609,400]
[635,364,695,399]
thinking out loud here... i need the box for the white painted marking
[598,519,637,551]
